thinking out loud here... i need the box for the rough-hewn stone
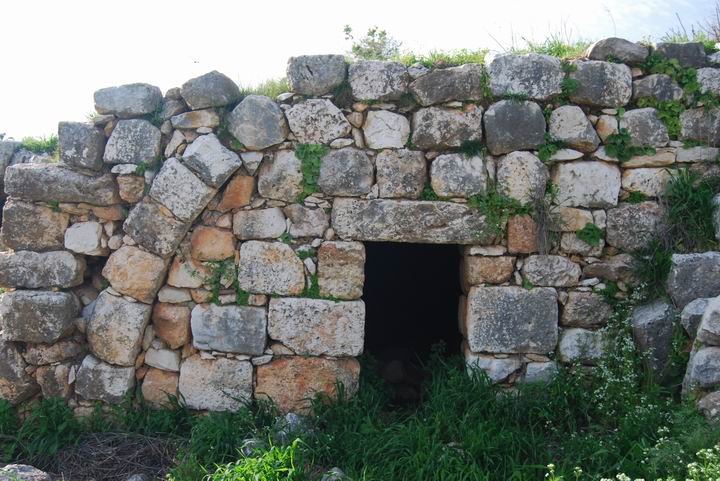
[233,207,286,240]
[123,198,190,258]
[217,175,254,211]
[461,255,515,287]
[363,110,410,149]
[561,291,613,328]
[621,168,670,197]
[685,347,720,391]
[411,106,483,150]
[64,221,107,256]
[227,95,289,150]
[0,251,84,289]
[583,254,637,282]
[619,108,669,147]
[0,340,39,404]
[349,61,408,101]
[667,252,720,308]
[190,226,235,261]
[558,328,605,365]
[36,363,73,399]
[152,303,191,349]
[23,338,85,366]
[317,241,365,300]
[318,147,374,196]
[257,150,303,203]
[632,299,677,373]
[585,37,648,65]
[496,151,548,203]
[191,304,267,354]
[464,350,522,383]
[430,153,487,198]
[286,99,351,144]
[0,464,50,481]
[376,149,426,199]
[58,121,106,171]
[682,298,711,339]
[697,297,720,346]
[141,368,179,407]
[0,291,78,343]
[632,74,684,102]
[409,64,485,106]
[76,354,135,403]
[102,246,166,303]
[170,109,220,129]
[4,164,120,205]
[1,200,69,252]
[287,55,346,96]
[680,108,720,147]
[488,53,563,100]
[237,241,305,296]
[656,42,708,68]
[149,158,216,222]
[507,215,538,254]
[521,255,581,287]
[284,205,329,238]
[103,119,161,165]
[179,355,252,411]
[548,105,600,152]
[180,71,240,110]
[484,100,546,155]
[94,83,162,118]
[569,60,632,107]
[182,134,242,188]
[605,202,665,252]
[552,161,621,208]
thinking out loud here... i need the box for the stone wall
[1,38,720,414]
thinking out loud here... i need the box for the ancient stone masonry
[2,38,720,414]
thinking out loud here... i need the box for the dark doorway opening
[363,242,462,403]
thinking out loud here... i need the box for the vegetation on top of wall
[295,143,328,202]
[509,31,591,59]
[343,25,402,61]
[20,134,58,156]
[239,78,290,99]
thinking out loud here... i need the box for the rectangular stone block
[317,241,365,300]
[331,198,493,244]
[268,298,365,356]
[178,355,252,411]
[1,200,69,252]
[149,158,216,222]
[464,286,558,354]
[0,251,85,289]
[75,354,134,404]
[191,304,267,355]
[124,198,191,258]
[0,291,79,343]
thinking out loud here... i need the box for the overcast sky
[0,0,715,139]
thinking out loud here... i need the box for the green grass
[295,144,328,202]
[661,29,719,54]
[20,134,58,155]
[575,222,604,247]
[604,128,656,163]
[239,78,290,99]
[397,48,487,68]
[467,185,534,237]
[512,34,591,59]
[633,237,674,300]
[627,191,649,203]
[207,440,306,481]
[457,139,485,157]
[664,169,720,252]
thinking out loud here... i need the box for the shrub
[20,134,58,155]
[663,168,720,251]
[633,238,673,300]
[239,78,289,99]
[206,440,307,481]
[467,184,533,236]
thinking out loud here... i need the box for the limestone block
[287,55,346,96]
[233,208,286,240]
[94,83,162,118]
[667,252,720,308]
[348,60,408,101]
[103,119,161,165]
[484,100,546,155]
[181,133,242,188]
[430,153,487,198]
[75,354,135,404]
[227,95,288,150]
[178,355,252,411]
[363,110,410,149]
[552,161,621,208]
[0,290,78,343]
[0,251,84,289]
[488,53,564,100]
[411,106,483,150]
[409,64,485,106]
[376,149,426,199]
[285,99,351,144]
[58,121,106,171]
[102,246,167,303]
[180,70,240,110]
[521,255,582,287]
[258,150,303,203]
[191,304,267,355]
[318,241,365,300]
[568,60,632,107]
[605,202,665,252]
[4,164,120,205]
[318,147,373,196]
[149,158,216,222]
[152,303,191,349]
[237,241,305,296]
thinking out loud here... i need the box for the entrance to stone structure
[363,242,462,403]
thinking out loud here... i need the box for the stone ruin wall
[1,37,720,415]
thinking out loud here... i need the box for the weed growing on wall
[239,78,289,99]
[556,61,580,105]
[604,128,656,162]
[457,140,484,157]
[664,168,720,251]
[420,182,442,201]
[636,97,685,139]
[537,133,567,162]
[575,222,604,246]
[633,238,674,300]
[468,184,533,236]
[626,190,649,203]
[295,143,328,202]
[20,134,58,156]
[203,259,250,306]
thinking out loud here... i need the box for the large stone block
[182,134,242,188]
[362,110,410,149]
[606,202,665,252]
[318,147,374,196]
[619,108,669,147]
[103,119,161,165]
[552,161,621,208]
[430,153,487,198]
[233,208,286,240]
[75,354,135,404]
[484,100,545,155]
[4,164,120,205]
[317,241,365,300]
[190,226,235,261]
[680,108,720,147]
[621,168,670,197]
[285,99,351,144]
[170,109,219,129]
[227,95,288,151]
[58,121,106,171]
[464,349,522,383]
[0,340,39,404]
[461,255,515,287]
[257,150,303,203]
[548,105,600,152]
[180,70,240,110]
[141,368,179,407]
[0,291,78,343]
[409,64,485,106]
[255,356,360,413]
[1,200,69,252]
[685,347,720,391]
[376,149,426,199]
[179,355,253,411]
[149,158,216,222]
[697,68,720,96]
[23,338,85,366]
[94,83,162,118]
[656,42,708,68]
[632,299,678,373]
[488,53,564,100]
[36,362,73,399]
[561,291,613,328]
[191,304,267,355]
[569,60,632,107]
[667,252,720,308]
[237,241,305,296]
[496,151,548,204]
[284,205,329,238]
[287,55,346,96]
[102,246,167,303]
[64,221,107,256]
[0,251,84,289]
[123,198,191,258]
[464,286,558,354]
[697,297,720,345]
[585,37,648,65]
[558,328,606,365]
[632,74,684,102]
[268,298,365,356]
[682,297,712,339]
[87,290,152,366]
[331,198,494,244]
[349,61,408,101]
[411,106,483,150]
[521,255,581,287]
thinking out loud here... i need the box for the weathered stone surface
[632,74,684,102]
[632,299,677,373]
[507,215,538,254]
[606,202,665,252]
[619,108,669,147]
[558,328,605,365]
[561,291,613,328]
[141,368,179,407]
[409,64,485,106]
[667,252,720,308]
[484,100,545,155]
[332,198,494,244]
[180,71,240,110]
[182,134,242,188]
[102,246,166,303]
[284,205,329,238]
[430,153,486,198]
[237,241,305,296]
[682,298,711,339]
[0,464,50,481]
[167,256,206,289]
[464,350,522,383]
[123,198,190,258]
[64,221,106,256]
[152,303,191,349]
[550,207,594,232]
[496,151,548,203]
[149,158,216,222]
[257,150,303,202]
[586,37,648,65]
[75,354,134,404]
[522,255,581,287]
[621,147,676,168]
[677,146,720,163]
[697,68,720,96]
[0,340,39,404]
[548,105,600,152]
[117,174,145,203]
[461,255,515,287]
[1,200,68,252]
[569,60,632,107]
[523,361,558,383]
[233,208,286,240]
[411,106,483,150]
[680,108,720,147]
[227,95,288,150]
[318,241,365,300]
[4,164,120,205]
[0,251,84,289]
[561,232,604,256]
[464,286,558,353]
[179,355,252,411]
[0,291,78,343]
[318,147,374,196]
[256,356,360,413]
[715,194,720,242]
[286,99,351,144]
[698,390,720,420]
[656,42,708,68]
[94,83,162,118]
[217,175,254,211]
[488,53,564,100]
[24,338,85,366]
[552,161,621,208]
[583,254,637,282]
[287,55,346,96]
[36,362,72,399]
[268,298,364,356]
[685,347,720,390]
[349,61,408,101]
[695,297,720,345]
[363,110,410,149]
[376,149,426,199]
[191,304,267,354]
[58,121,106,171]
[87,290,151,366]
[170,109,220,129]
[157,286,192,304]
[621,167,670,197]
[191,226,235,261]
[103,119,161,165]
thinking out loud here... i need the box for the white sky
[0,0,715,139]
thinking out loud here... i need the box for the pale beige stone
[461,256,515,289]
[152,303,191,349]
[141,367,179,407]
[191,226,235,261]
[317,241,365,300]
[102,246,167,303]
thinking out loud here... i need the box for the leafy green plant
[467,184,533,236]
[575,222,604,247]
[420,182,441,201]
[633,238,673,300]
[457,139,484,157]
[279,232,292,245]
[636,97,685,139]
[556,61,579,104]
[604,128,656,162]
[663,168,720,251]
[344,25,401,61]
[503,92,528,102]
[295,144,328,202]
[626,190,649,203]
[538,133,567,162]
[21,134,58,155]
[207,440,307,481]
